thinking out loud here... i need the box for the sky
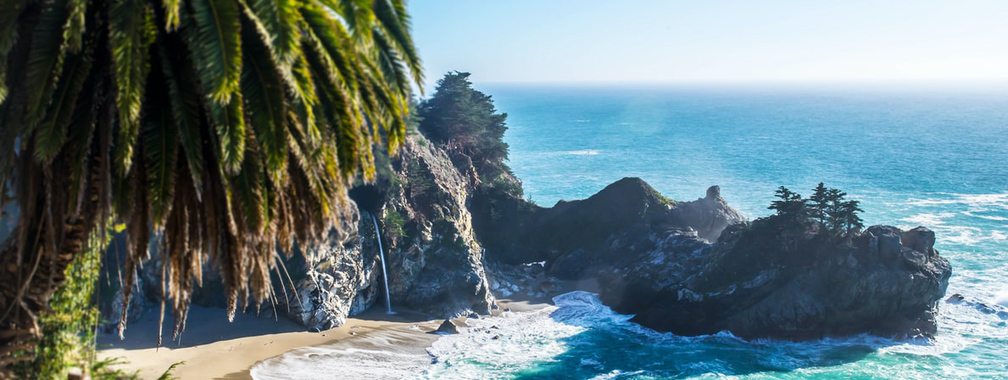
[408,1,1008,92]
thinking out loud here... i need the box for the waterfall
[369,212,394,314]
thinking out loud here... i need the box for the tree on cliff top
[417,72,515,189]
[0,0,421,370]
[767,184,864,239]
[768,186,807,222]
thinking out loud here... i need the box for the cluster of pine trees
[768,182,864,236]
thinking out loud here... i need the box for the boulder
[901,226,937,255]
[436,319,458,334]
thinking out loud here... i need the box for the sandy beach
[97,298,552,380]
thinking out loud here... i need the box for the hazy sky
[409,1,1008,91]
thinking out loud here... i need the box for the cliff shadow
[351,305,437,324]
[97,304,306,350]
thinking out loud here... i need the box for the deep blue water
[258,84,1008,379]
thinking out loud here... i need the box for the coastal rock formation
[476,177,951,340]
[94,128,948,341]
[601,223,951,339]
[476,178,743,276]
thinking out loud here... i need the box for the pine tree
[809,182,829,225]
[824,188,847,234]
[417,72,515,189]
[839,200,864,233]
[768,186,807,222]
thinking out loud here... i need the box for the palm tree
[0,0,421,367]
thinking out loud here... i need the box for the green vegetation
[9,224,139,379]
[767,183,864,237]
[417,72,520,196]
[0,0,421,372]
[381,209,407,241]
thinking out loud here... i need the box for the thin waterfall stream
[369,212,394,314]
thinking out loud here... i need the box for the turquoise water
[436,84,1008,379]
[255,84,1008,379]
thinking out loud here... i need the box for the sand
[97,298,551,380]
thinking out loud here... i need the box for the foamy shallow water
[252,291,1008,379]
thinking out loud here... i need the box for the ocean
[258,84,1008,379]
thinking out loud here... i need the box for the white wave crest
[420,303,576,379]
[251,345,432,380]
[907,192,1008,209]
[563,149,600,156]
[997,289,1008,307]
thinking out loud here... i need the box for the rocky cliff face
[105,134,496,332]
[375,137,495,317]
[280,209,377,330]
[248,134,495,328]
[476,178,744,273]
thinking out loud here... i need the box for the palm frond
[209,92,246,174]
[0,0,31,103]
[188,0,242,104]
[62,0,85,53]
[23,0,69,129]
[372,0,422,90]
[109,0,156,174]
[142,74,179,226]
[33,40,93,162]
[240,25,288,182]
[243,0,299,66]
[161,0,181,31]
[157,35,205,194]
[372,27,409,98]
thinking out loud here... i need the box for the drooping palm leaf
[109,0,156,174]
[23,0,69,128]
[188,0,242,104]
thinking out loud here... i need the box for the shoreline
[97,297,555,379]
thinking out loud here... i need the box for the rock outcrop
[476,177,951,340]
[667,185,746,243]
[602,223,951,340]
